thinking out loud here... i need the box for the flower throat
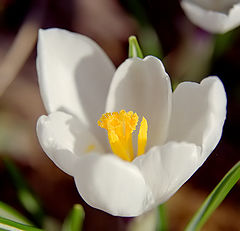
[98,110,148,161]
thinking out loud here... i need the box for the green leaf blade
[0,201,32,226]
[0,217,43,231]
[185,161,240,231]
[2,157,45,225]
[62,204,85,231]
[156,204,168,231]
[128,36,144,59]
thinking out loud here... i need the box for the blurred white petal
[181,0,240,33]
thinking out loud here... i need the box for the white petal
[181,0,240,33]
[106,56,172,147]
[73,153,154,216]
[167,77,226,160]
[133,142,201,207]
[226,3,240,32]
[36,111,104,176]
[37,28,115,145]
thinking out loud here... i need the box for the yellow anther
[98,110,138,161]
[137,117,148,156]
[98,110,148,161]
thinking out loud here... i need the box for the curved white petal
[226,3,240,32]
[167,77,226,161]
[37,28,115,146]
[181,0,240,33]
[36,111,104,176]
[133,142,201,207]
[73,153,154,216]
[106,56,172,148]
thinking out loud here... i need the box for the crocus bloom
[36,28,227,216]
[181,0,240,33]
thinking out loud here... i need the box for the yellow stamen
[98,110,148,161]
[137,117,148,156]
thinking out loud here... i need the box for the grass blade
[0,217,43,231]
[2,157,44,225]
[156,204,168,231]
[62,204,85,231]
[0,201,32,226]
[184,161,240,231]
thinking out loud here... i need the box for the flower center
[98,110,148,161]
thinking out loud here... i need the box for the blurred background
[0,0,240,230]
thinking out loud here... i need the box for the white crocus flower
[181,0,240,33]
[36,28,227,217]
